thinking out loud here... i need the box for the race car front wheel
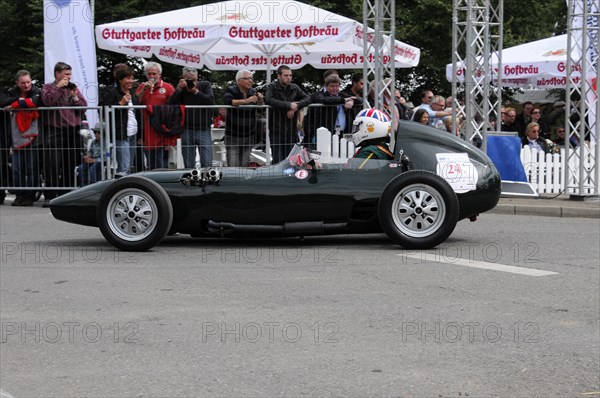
[378,171,459,249]
[98,176,173,251]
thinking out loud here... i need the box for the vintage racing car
[50,119,501,251]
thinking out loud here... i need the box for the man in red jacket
[135,61,175,170]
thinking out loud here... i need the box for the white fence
[316,130,599,195]
[521,143,598,195]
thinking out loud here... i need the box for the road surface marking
[399,253,558,276]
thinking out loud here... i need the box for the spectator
[515,101,533,137]
[322,69,339,82]
[99,63,130,104]
[413,89,434,112]
[394,89,409,121]
[404,101,415,120]
[488,116,497,131]
[553,127,579,149]
[342,72,365,125]
[0,70,42,206]
[135,61,175,170]
[430,95,448,130]
[213,107,226,128]
[99,66,141,175]
[342,73,364,98]
[264,65,311,163]
[412,90,451,125]
[445,96,454,112]
[414,108,430,125]
[41,61,87,206]
[501,107,518,132]
[521,122,550,154]
[77,123,105,186]
[223,69,263,167]
[380,79,400,133]
[303,74,359,145]
[100,63,144,173]
[0,108,8,204]
[530,107,550,139]
[444,116,462,137]
[168,66,215,168]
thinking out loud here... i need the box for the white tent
[95,0,420,71]
[446,34,582,88]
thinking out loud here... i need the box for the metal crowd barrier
[0,103,353,195]
[0,106,103,197]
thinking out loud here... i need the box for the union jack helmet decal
[355,108,391,122]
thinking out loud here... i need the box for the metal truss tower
[451,0,503,150]
[566,0,599,197]
[362,0,397,150]
[362,0,395,109]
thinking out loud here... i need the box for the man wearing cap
[78,123,105,186]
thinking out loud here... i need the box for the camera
[66,82,77,90]
[186,79,195,89]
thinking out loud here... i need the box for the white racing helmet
[350,108,392,146]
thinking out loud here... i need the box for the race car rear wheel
[378,171,459,249]
[97,176,173,251]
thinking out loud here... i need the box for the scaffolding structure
[566,0,599,196]
[451,0,503,150]
[362,0,395,109]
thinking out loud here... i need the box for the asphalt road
[1,205,599,397]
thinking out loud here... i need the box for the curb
[490,204,600,218]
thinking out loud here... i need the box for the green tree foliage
[0,0,44,88]
[395,0,454,102]
[0,0,568,102]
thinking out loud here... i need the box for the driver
[351,108,394,163]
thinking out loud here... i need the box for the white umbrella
[446,34,582,88]
[96,0,420,71]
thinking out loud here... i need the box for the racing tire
[378,170,459,249]
[97,176,173,251]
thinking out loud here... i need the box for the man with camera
[168,66,215,168]
[41,61,88,205]
[135,62,175,170]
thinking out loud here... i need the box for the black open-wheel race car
[50,120,501,251]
